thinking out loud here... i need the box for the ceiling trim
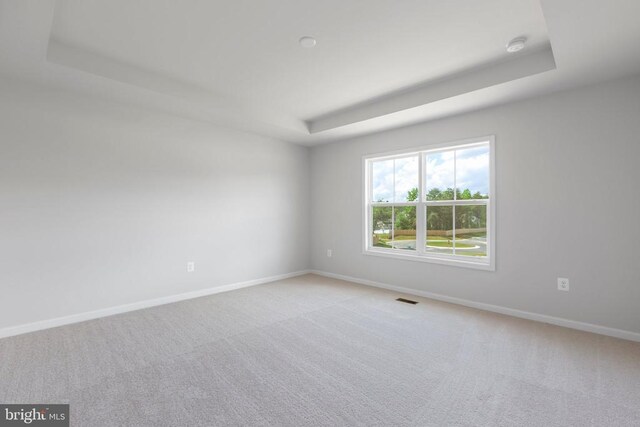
[46,37,308,136]
[308,45,556,134]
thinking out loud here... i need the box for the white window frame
[362,135,495,271]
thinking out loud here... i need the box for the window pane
[371,159,393,202]
[394,156,419,202]
[392,206,416,250]
[425,151,455,201]
[425,205,453,255]
[454,205,487,257]
[456,145,490,199]
[371,206,392,248]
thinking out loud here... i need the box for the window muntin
[365,138,494,270]
[371,155,419,203]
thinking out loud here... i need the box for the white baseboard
[310,270,640,343]
[0,270,311,339]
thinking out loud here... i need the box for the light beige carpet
[1,274,639,426]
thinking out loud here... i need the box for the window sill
[363,248,495,271]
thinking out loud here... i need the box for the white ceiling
[50,0,550,120]
[1,0,640,145]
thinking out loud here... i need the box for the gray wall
[2,73,639,335]
[310,73,640,334]
[0,85,310,330]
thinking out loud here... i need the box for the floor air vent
[396,298,418,305]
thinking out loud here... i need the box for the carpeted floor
[1,273,639,426]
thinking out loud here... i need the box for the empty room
[1,0,640,426]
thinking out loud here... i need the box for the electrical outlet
[557,277,569,291]
[327,249,332,258]
[187,262,195,273]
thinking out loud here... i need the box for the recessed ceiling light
[299,36,317,48]
[506,37,527,53]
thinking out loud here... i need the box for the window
[364,136,495,270]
